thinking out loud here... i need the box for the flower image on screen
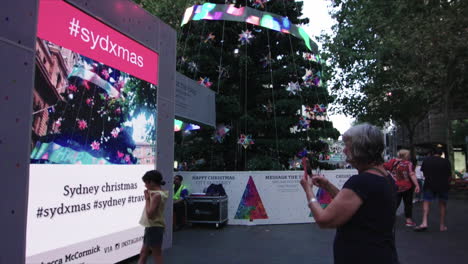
[31,40,157,165]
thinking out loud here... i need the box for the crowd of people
[136,123,453,264]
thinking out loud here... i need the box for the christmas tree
[175,0,339,171]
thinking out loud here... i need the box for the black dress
[333,172,399,264]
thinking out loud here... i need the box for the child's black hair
[142,170,166,186]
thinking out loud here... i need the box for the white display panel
[179,169,357,225]
[27,1,161,263]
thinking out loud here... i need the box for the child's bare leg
[151,246,163,264]
[138,245,150,264]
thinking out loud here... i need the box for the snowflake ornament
[237,134,255,149]
[86,98,94,106]
[213,125,231,143]
[217,66,229,79]
[302,69,314,87]
[252,0,267,8]
[55,118,62,129]
[238,30,254,45]
[111,127,121,138]
[298,117,310,129]
[68,84,78,93]
[286,81,301,95]
[101,69,110,80]
[313,76,322,87]
[261,100,273,113]
[90,141,100,150]
[204,33,216,43]
[77,119,87,130]
[260,54,273,68]
[82,80,90,90]
[188,61,198,72]
[198,77,213,88]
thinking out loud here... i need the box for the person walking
[414,161,424,202]
[414,148,452,232]
[384,149,420,227]
[300,123,399,264]
[138,170,168,264]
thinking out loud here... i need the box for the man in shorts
[414,148,452,232]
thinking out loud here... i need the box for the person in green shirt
[173,175,188,230]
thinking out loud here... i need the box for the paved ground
[121,198,468,264]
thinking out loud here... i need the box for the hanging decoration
[198,77,213,88]
[90,141,100,151]
[188,61,198,72]
[111,127,121,138]
[181,3,318,52]
[67,84,78,93]
[238,134,255,149]
[286,81,301,95]
[212,124,231,143]
[259,53,273,68]
[313,76,322,87]
[217,66,229,79]
[302,69,314,87]
[204,32,216,43]
[303,104,327,121]
[303,53,323,64]
[252,0,268,9]
[297,117,310,129]
[77,119,88,130]
[314,104,327,115]
[239,29,254,45]
[297,148,309,158]
[288,157,302,169]
[261,99,273,113]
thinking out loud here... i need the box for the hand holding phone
[311,174,329,189]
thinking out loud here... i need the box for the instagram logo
[68,18,144,67]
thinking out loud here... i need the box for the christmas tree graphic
[309,188,333,217]
[235,176,268,220]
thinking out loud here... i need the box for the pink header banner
[37,0,159,85]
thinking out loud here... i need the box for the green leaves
[322,0,468,139]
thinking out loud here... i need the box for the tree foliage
[322,0,468,147]
[133,0,202,29]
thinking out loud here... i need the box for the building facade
[32,39,78,148]
[394,102,468,172]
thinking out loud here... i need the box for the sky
[299,0,354,135]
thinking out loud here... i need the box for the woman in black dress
[300,123,399,264]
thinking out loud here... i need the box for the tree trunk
[407,126,417,167]
[443,89,455,172]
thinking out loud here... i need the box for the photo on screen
[31,39,157,165]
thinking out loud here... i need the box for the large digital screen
[27,1,159,263]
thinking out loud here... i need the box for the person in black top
[414,148,452,232]
[300,123,398,264]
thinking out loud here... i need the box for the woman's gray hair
[342,123,385,166]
